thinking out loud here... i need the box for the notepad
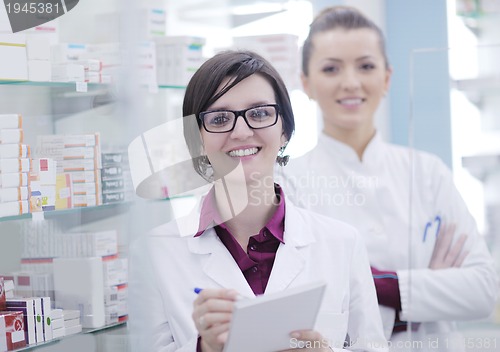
[223,281,327,352]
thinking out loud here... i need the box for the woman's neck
[324,125,376,161]
[213,177,278,247]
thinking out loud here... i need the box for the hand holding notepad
[222,281,327,352]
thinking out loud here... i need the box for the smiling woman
[128,49,388,352]
[197,74,286,188]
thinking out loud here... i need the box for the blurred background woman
[280,6,498,351]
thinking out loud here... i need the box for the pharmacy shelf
[452,76,500,93]
[13,321,127,351]
[158,84,186,90]
[12,338,60,352]
[0,80,186,91]
[83,321,127,334]
[462,153,500,181]
[0,195,198,224]
[0,80,104,89]
[457,12,500,35]
[0,202,132,223]
[451,76,500,106]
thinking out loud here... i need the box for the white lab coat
[128,199,388,352]
[277,132,498,352]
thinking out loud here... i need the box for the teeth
[339,98,363,106]
[228,147,259,157]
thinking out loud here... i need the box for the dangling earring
[276,146,290,167]
[199,155,211,174]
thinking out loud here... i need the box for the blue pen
[193,287,245,300]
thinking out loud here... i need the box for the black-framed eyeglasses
[199,104,280,133]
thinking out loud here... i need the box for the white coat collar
[186,200,315,297]
[318,131,385,167]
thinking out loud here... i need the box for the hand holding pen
[192,288,240,352]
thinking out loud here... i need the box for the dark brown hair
[302,6,389,75]
[182,50,295,179]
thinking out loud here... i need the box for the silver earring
[199,155,211,174]
[276,146,289,167]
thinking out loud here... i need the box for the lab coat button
[252,266,258,273]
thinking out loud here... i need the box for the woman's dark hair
[182,50,295,180]
[302,6,390,75]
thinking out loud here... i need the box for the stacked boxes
[101,151,133,204]
[97,7,166,41]
[141,8,167,37]
[1,277,24,352]
[233,34,300,90]
[154,36,206,86]
[0,20,58,82]
[49,309,64,339]
[26,37,51,82]
[51,43,119,83]
[37,133,102,208]
[103,258,128,324]
[20,218,61,274]
[19,228,119,306]
[86,43,120,84]
[137,41,158,88]
[0,34,28,81]
[21,229,118,260]
[61,310,82,336]
[29,158,57,212]
[50,44,89,82]
[51,58,103,83]
[0,278,48,349]
[19,223,121,307]
[2,297,52,348]
[80,59,103,84]
[0,114,31,217]
[19,228,128,328]
[50,43,94,82]
[49,309,82,339]
[4,298,36,345]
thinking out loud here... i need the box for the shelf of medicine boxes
[0,192,202,223]
[12,321,127,352]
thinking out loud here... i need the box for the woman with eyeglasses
[129,50,387,351]
[279,6,498,351]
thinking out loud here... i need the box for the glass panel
[409,43,500,350]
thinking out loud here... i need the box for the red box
[0,311,27,350]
